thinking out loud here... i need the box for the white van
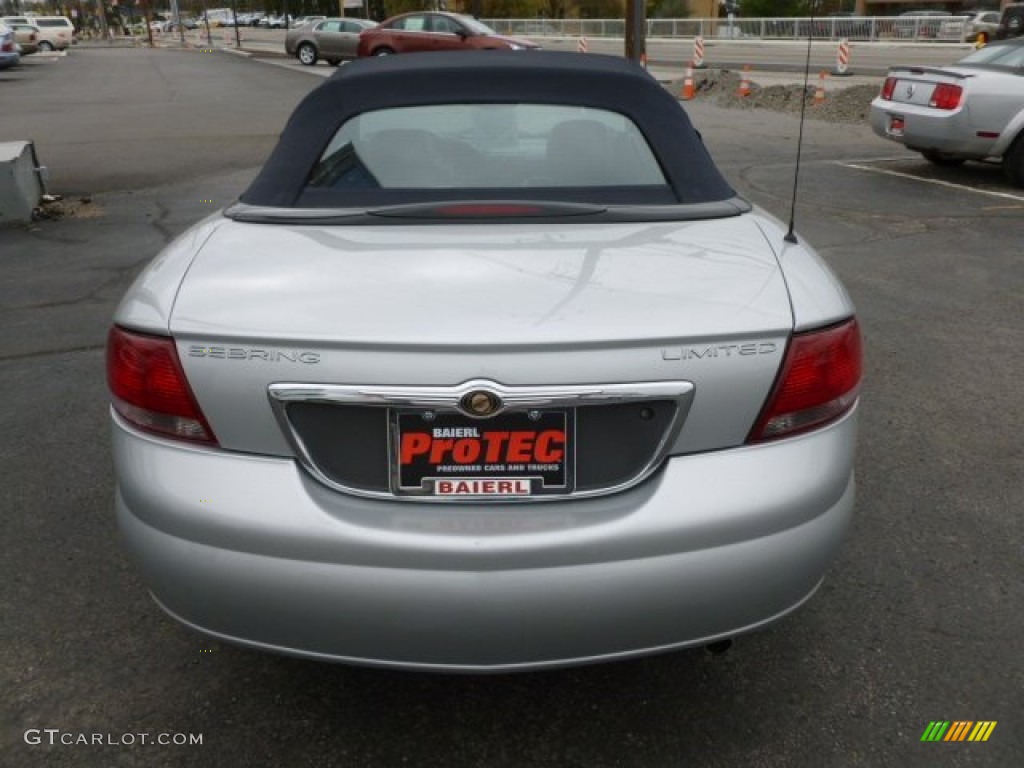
[1,15,74,50]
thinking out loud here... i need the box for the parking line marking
[252,57,333,77]
[840,162,1024,203]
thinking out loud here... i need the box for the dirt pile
[33,197,104,221]
[668,70,880,124]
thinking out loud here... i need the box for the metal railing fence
[486,16,977,44]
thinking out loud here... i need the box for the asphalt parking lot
[1,48,1021,768]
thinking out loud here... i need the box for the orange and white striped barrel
[835,38,851,76]
[693,35,705,68]
[577,37,588,54]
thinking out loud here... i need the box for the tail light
[880,77,897,100]
[107,326,217,444]
[748,318,862,442]
[929,83,963,110]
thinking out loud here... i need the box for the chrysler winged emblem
[460,390,502,417]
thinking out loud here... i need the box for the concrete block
[0,141,46,225]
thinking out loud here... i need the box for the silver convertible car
[869,38,1024,186]
[108,52,861,672]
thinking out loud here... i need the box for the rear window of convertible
[304,104,669,197]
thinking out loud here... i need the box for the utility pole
[624,0,645,64]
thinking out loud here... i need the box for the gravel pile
[33,197,103,221]
[667,70,880,124]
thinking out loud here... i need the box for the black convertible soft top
[240,51,736,209]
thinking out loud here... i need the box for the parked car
[28,15,74,50]
[357,12,538,57]
[870,38,1024,186]
[892,10,951,39]
[996,2,1024,40]
[164,18,199,32]
[10,22,41,55]
[0,22,19,69]
[108,51,861,672]
[940,10,1002,43]
[291,16,326,28]
[259,14,293,29]
[286,17,377,66]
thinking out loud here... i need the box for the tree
[740,0,832,17]
[649,1,691,20]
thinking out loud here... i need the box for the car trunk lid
[169,217,793,463]
[172,217,789,345]
[882,66,973,106]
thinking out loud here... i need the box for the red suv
[357,12,538,57]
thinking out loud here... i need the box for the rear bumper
[114,408,857,672]
[869,98,999,159]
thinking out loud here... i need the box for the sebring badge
[460,390,502,418]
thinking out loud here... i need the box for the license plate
[392,410,574,497]
[888,115,905,137]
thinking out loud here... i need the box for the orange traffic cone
[737,65,752,98]
[682,62,695,101]
[814,71,827,105]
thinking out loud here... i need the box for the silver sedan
[285,17,376,66]
[108,51,861,672]
[869,38,1024,186]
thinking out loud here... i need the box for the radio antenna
[784,4,818,245]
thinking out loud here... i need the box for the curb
[237,46,289,59]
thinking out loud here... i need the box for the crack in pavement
[0,342,106,363]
